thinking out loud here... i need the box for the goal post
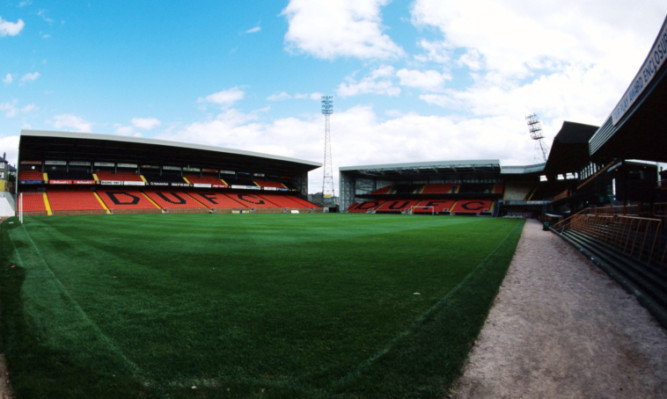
[18,192,23,224]
[408,205,436,215]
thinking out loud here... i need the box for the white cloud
[0,101,17,118]
[0,100,36,118]
[0,135,19,166]
[198,87,245,108]
[131,117,161,130]
[282,0,404,60]
[2,73,13,84]
[37,9,53,24]
[162,103,542,193]
[396,68,450,91]
[245,26,261,34]
[408,0,665,142]
[337,65,401,97]
[20,72,40,84]
[267,92,291,101]
[0,17,24,37]
[414,39,451,64]
[20,104,36,114]
[52,114,92,132]
[411,0,664,82]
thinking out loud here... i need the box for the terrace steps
[557,228,667,329]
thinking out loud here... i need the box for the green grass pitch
[1,213,524,398]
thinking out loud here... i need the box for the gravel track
[450,218,667,398]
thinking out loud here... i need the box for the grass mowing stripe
[1,214,524,398]
[333,219,525,391]
[16,222,143,378]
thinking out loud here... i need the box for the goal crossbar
[408,205,436,215]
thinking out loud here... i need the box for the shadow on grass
[0,219,151,398]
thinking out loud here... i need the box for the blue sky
[1,0,665,192]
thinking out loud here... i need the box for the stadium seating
[254,179,288,190]
[371,185,393,195]
[18,169,45,183]
[142,171,186,185]
[492,183,504,194]
[376,199,420,213]
[47,190,107,214]
[192,192,249,209]
[421,184,459,194]
[450,199,494,215]
[224,193,282,208]
[183,174,228,188]
[96,171,145,183]
[19,192,48,213]
[347,200,384,213]
[412,199,456,214]
[259,194,317,209]
[282,195,318,208]
[144,191,207,211]
[97,190,161,212]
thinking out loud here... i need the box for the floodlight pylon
[526,113,549,162]
[321,96,335,204]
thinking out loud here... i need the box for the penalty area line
[17,223,145,380]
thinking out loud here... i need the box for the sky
[1,1,665,193]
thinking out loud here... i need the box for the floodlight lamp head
[321,96,333,115]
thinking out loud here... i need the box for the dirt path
[450,218,667,398]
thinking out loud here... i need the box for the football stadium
[0,13,666,399]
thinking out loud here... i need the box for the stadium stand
[225,174,256,187]
[259,194,315,209]
[225,193,285,209]
[15,131,321,215]
[254,179,288,190]
[412,199,455,214]
[450,199,494,215]
[347,200,383,213]
[191,192,248,210]
[281,195,319,208]
[144,191,207,212]
[97,190,161,213]
[19,192,49,215]
[375,199,420,213]
[142,170,186,186]
[18,169,45,183]
[47,190,107,214]
[183,174,228,188]
[95,170,145,184]
[420,183,459,194]
[371,185,393,195]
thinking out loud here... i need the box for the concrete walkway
[450,218,667,399]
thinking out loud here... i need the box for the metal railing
[554,209,665,268]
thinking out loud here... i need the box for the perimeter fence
[553,204,666,268]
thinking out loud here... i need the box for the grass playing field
[0,213,524,398]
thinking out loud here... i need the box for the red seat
[376,199,420,213]
[20,192,47,212]
[450,199,494,214]
[47,190,105,212]
[144,191,206,210]
[98,190,161,211]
